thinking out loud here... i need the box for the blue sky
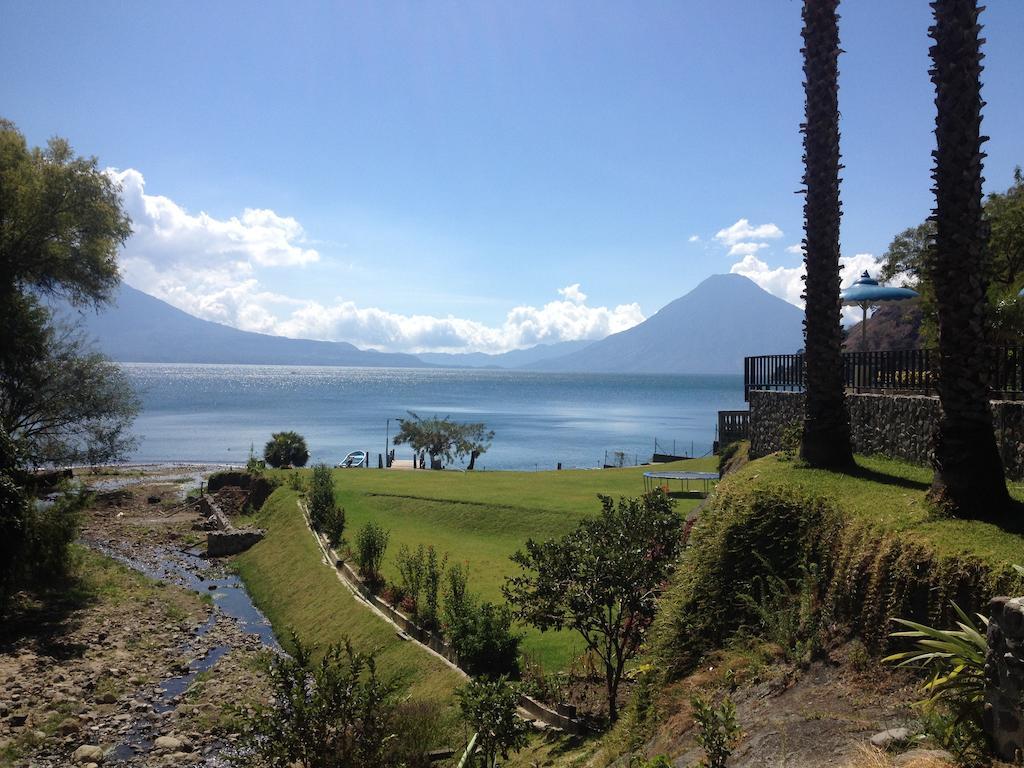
[2,1,1022,352]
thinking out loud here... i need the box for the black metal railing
[744,346,1023,401]
[717,410,750,446]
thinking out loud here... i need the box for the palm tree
[926,0,1010,518]
[799,0,853,469]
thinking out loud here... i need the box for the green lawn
[272,458,716,672]
[726,453,1024,566]
[235,489,466,705]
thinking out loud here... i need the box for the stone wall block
[986,596,1024,762]
[749,391,1022,479]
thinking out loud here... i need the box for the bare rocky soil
[0,467,273,767]
[633,643,959,768]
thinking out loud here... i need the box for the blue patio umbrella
[840,271,920,351]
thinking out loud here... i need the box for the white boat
[337,450,367,468]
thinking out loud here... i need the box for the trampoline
[643,470,720,496]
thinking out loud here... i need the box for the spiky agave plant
[884,602,988,707]
[926,0,1010,518]
[798,0,853,469]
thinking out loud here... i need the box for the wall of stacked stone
[985,595,1024,762]
[748,390,1024,480]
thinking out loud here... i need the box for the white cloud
[714,218,783,246]
[688,234,701,243]
[557,283,587,304]
[727,241,769,258]
[785,243,805,255]
[730,251,881,325]
[273,292,645,353]
[109,168,645,353]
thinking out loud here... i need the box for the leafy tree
[393,412,494,470]
[797,0,853,470]
[231,633,398,768]
[504,492,684,722]
[0,118,131,306]
[1,427,89,613]
[263,430,309,468]
[458,422,494,471]
[1,119,138,467]
[925,0,1010,519]
[877,170,1024,344]
[1,295,139,466]
[456,676,529,768]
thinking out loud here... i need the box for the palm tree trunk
[799,0,854,469]
[927,0,1010,519]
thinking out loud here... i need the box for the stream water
[85,538,280,763]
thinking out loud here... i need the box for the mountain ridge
[58,285,431,368]
[524,273,804,374]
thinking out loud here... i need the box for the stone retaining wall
[748,390,1024,479]
[986,595,1024,762]
[199,494,264,556]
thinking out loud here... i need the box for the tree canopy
[264,431,310,468]
[0,118,131,307]
[504,492,684,722]
[877,168,1024,344]
[393,412,494,470]
[0,119,138,467]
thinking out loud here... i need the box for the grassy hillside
[650,452,1024,679]
[273,459,715,671]
[235,489,466,705]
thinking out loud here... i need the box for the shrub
[263,431,309,468]
[691,694,740,768]
[308,464,334,530]
[356,521,389,588]
[422,546,446,632]
[230,633,397,768]
[286,472,305,492]
[456,676,529,768]
[443,563,520,678]
[442,562,472,635]
[395,544,426,617]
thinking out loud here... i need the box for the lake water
[122,364,746,470]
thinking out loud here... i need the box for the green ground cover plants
[650,452,1024,679]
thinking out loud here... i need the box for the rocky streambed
[1,466,276,767]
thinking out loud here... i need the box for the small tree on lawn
[263,431,309,468]
[309,464,344,546]
[393,412,493,470]
[504,492,684,723]
[456,676,529,768]
[457,422,494,471]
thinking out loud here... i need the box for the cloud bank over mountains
[109,169,645,354]
[110,170,881,354]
